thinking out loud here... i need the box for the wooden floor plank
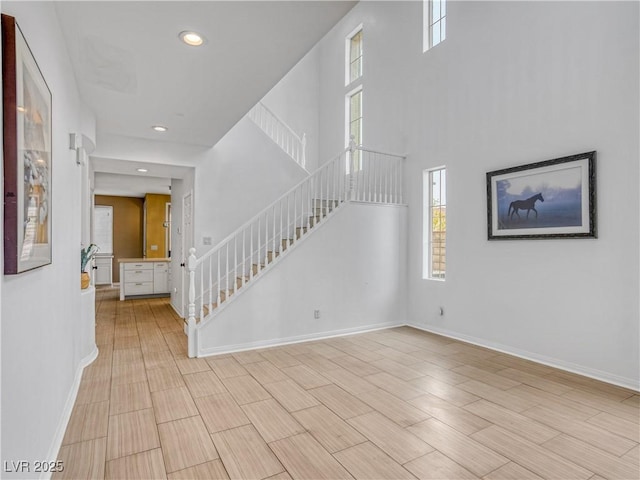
[408,418,509,477]
[522,405,637,455]
[464,400,559,444]
[241,398,305,443]
[470,426,592,479]
[348,412,433,464]
[269,433,353,480]
[309,384,374,420]
[292,405,366,453]
[211,425,284,479]
[357,388,430,427]
[157,416,219,473]
[333,442,416,480]
[403,451,478,480]
[105,448,167,480]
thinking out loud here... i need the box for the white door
[181,191,193,317]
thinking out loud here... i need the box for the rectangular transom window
[423,167,446,280]
[424,0,446,52]
[346,26,363,85]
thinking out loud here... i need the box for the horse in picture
[508,193,544,219]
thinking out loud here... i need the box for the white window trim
[345,23,364,86]
[345,84,363,150]
[423,166,446,281]
[423,0,446,52]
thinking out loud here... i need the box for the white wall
[1,2,97,475]
[310,1,639,388]
[196,202,407,354]
[261,46,321,172]
[193,117,308,252]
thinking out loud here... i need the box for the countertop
[118,258,170,263]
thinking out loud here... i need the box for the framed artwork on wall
[487,151,597,240]
[2,14,53,273]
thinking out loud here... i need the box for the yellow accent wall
[144,194,171,258]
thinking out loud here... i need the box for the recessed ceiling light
[137,168,148,173]
[179,31,205,47]
[151,125,168,132]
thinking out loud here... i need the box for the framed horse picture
[487,152,596,240]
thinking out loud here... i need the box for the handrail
[195,146,349,266]
[252,101,305,144]
[248,101,307,169]
[185,144,406,356]
[358,147,407,159]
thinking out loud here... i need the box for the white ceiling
[55,1,357,148]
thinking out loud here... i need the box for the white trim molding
[42,346,99,480]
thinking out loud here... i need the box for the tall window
[424,0,446,52]
[347,26,363,85]
[424,168,446,280]
[345,25,363,171]
[347,87,363,170]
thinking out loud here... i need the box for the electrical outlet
[314,310,320,319]
[203,236,212,246]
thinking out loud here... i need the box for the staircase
[185,145,405,357]
[248,101,308,171]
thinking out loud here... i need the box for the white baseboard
[197,321,402,358]
[406,323,640,392]
[42,346,99,480]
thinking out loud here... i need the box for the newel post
[187,247,197,358]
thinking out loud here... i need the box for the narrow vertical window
[347,27,363,85]
[424,167,446,279]
[347,87,363,170]
[424,0,446,52]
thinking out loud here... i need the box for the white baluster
[187,247,197,358]
[292,188,297,244]
[225,243,230,297]
[301,134,307,169]
[272,205,276,258]
[208,256,212,314]
[242,228,246,286]
[217,249,221,306]
[199,265,204,321]
[250,224,255,277]
[258,216,262,269]
[279,199,283,255]
[264,211,268,263]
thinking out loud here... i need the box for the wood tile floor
[55,287,640,479]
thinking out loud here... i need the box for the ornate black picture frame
[487,152,597,240]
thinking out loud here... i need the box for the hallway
[54,288,640,479]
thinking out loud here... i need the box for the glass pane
[432,0,441,23]
[350,119,361,144]
[441,17,446,42]
[431,170,441,205]
[350,58,362,82]
[350,92,362,121]
[440,169,446,205]
[441,0,446,17]
[432,21,441,47]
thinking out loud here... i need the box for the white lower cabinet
[154,262,169,294]
[120,259,170,300]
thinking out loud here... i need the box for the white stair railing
[185,145,405,357]
[248,102,307,170]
